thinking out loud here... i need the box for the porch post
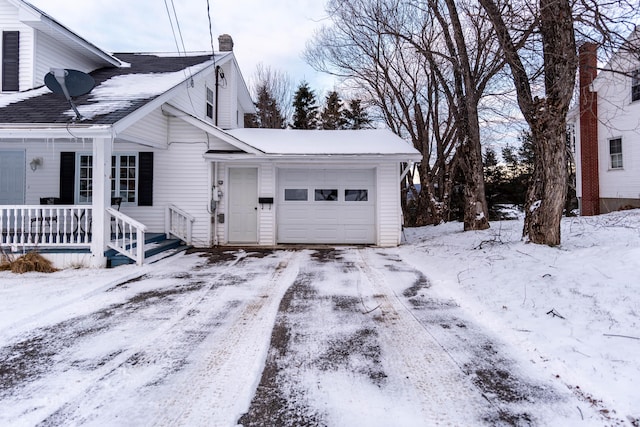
[89,137,112,267]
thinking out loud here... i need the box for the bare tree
[479,0,639,245]
[306,0,466,226]
[249,63,293,127]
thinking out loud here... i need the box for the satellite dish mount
[44,68,95,121]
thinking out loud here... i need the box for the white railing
[165,204,194,245]
[1,205,92,248]
[107,207,147,266]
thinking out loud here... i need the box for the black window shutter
[138,152,154,206]
[59,152,75,204]
[2,31,20,92]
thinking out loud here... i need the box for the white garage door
[277,168,376,244]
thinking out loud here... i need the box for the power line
[163,0,181,55]
[169,0,188,55]
[206,0,215,56]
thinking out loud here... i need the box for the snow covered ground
[0,209,638,426]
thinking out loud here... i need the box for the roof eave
[11,0,123,68]
[0,123,113,139]
[203,152,423,163]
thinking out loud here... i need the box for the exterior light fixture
[30,157,43,171]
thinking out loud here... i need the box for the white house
[0,0,421,268]
[570,30,640,215]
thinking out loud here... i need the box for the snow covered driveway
[0,246,606,426]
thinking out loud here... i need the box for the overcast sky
[28,0,337,96]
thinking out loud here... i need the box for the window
[345,189,368,201]
[78,155,93,203]
[609,138,623,169]
[112,155,137,202]
[206,87,214,118]
[77,153,137,203]
[284,189,308,201]
[315,189,338,201]
[632,69,640,102]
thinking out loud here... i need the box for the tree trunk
[523,100,568,245]
[479,0,576,245]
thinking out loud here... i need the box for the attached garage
[204,128,422,247]
[277,168,376,244]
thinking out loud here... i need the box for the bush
[0,251,58,274]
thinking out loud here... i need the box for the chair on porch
[110,197,123,237]
[74,197,123,236]
[31,197,61,234]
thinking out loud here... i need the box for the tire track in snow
[353,249,490,425]
[149,250,301,427]
[8,251,253,426]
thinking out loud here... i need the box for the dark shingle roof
[0,53,218,125]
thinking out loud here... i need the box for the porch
[1,205,194,267]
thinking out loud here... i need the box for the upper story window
[632,69,640,103]
[206,87,214,119]
[2,31,20,92]
[609,138,623,169]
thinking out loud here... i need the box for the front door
[0,150,25,204]
[228,167,258,243]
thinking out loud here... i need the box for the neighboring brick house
[569,30,640,215]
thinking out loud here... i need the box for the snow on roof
[64,61,213,120]
[0,86,50,109]
[226,128,421,156]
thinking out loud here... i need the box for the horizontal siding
[33,31,100,88]
[377,163,401,247]
[168,67,212,121]
[119,108,168,147]
[0,138,213,246]
[258,163,275,245]
[134,143,211,246]
[590,51,640,201]
[0,1,33,92]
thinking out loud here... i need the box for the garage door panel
[277,168,376,244]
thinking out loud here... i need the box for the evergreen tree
[343,99,372,129]
[320,91,346,129]
[254,84,286,129]
[291,81,319,129]
[482,147,499,167]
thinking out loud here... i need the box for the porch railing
[1,205,92,249]
[165,204,194,245]
[107,207,147,266]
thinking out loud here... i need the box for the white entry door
[228,168,258,243]
[0,150,25,204]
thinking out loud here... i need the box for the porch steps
[106,233,188,268]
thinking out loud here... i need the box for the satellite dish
[45,69,95,120]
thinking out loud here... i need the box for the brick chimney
[218,34,234,52]
[578,42,600,216]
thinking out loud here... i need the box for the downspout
[211,162,219,246]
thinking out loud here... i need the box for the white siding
[0,1,34,92]
[33,30,101,87]
[377,162,402,247]
[119,108,169,147]
[132,143,212,246]
[168,73,208,119]
[258,163,275,245]
[592,51,640,200]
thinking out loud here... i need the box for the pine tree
[254,84,286,129]
[291,82,319,129]
[343,99,372,129]
[320,91,346,129]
